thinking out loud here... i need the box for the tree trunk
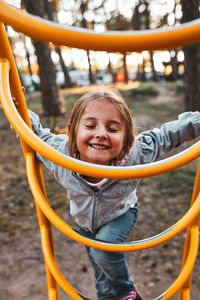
[87,51,95,84]
[56,46,73,88]
[34,40,62,116]
[150,52,158,82]
[44,0,73,89]
[108,57,115,83]
[80,1,95,85]
[170,49,179,81]
[181,0,200,111]
[22,36,35,89]
[132,1,157,82]
[23,0,63,116]
[123,54,129,83]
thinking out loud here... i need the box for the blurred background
[5,0,200,120]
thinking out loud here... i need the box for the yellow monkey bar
[0,0,200,299]
[0,0,200,52]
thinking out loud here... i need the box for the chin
[90,159,109,165]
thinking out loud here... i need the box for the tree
[159,0,180,81]
[116,14,129,83]
[45,0,73,88]
[132,0,157,82]
[79,0,96,84]
[22,0,63,117]
[181,0,200,111]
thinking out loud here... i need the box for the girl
[13,88,200,300]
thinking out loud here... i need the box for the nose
[95,126,107,138]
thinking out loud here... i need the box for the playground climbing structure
[0,1,200,299]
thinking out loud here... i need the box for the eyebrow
[82,117,123,126]
[82,117,96,121]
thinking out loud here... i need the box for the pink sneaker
[121,290,136,300]
[121,290,143,300]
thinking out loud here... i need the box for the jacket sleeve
[137,111,200,164]
[28,110,68,172]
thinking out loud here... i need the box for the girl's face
[75,98,125,165]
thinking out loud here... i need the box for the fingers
[12,87,25,107]
[13,97,19,107]
[1,87,25,109]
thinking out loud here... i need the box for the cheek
[75,129,82,152]
[112,134,125,152]
[76,129,90,149]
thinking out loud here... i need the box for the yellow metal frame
[0,0,200,52]
[0,1,200,299]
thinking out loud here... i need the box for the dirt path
[0,85,200,300]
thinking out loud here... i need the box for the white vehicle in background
[21,69,113,92]
[57,68,112,87]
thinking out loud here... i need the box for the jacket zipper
[91,191,99,233]
[72,172,98,232]
[72,172,117,233]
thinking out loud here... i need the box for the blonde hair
[67,88,137,163]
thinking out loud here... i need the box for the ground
[0,83,200,300]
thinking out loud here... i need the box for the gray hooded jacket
[29,110,200,233]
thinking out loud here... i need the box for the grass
[130,101,182,120]
[123,81,184,119]
[140,164,196,202]
[26,92,42,112]
[63,92,82,109]
[154,167,196,198]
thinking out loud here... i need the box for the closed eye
[85,125,96,129]
[108,127,118,132]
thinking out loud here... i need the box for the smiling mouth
[89,144,110,150]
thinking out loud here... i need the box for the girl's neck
[82,175,103,183]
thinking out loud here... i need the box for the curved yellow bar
[159,226,199,300]
[0,0,200,52]
[41,226,86,300]
[26,152,200,252]
[179,289,190,300]
[42,222,199,300]
[1,59,200,180]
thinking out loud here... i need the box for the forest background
[5,0,200,119]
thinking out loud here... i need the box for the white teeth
[91,144,107,149]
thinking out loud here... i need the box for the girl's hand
[13,96,19,107]
[13,87,25,108]
[0,87,25,109]
[1,97,19,109]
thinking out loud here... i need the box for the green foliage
[124,82,159,98]
[124,82,184,119]
[155,167,196,198]
[133,102,182,120]
[63,93,82,109]
[141,165,196,201]
[175,81,185,95]
[27,94,42,112]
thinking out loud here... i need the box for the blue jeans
[78,205,138,300]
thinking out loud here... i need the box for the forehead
[81,98,123,120]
